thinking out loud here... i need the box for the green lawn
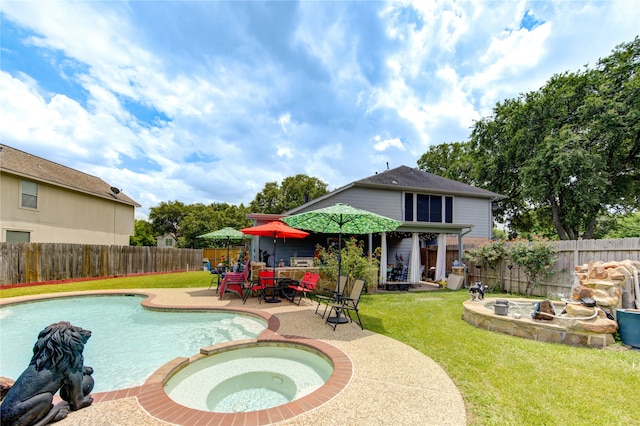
[2,272,638,425]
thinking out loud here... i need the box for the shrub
[509,239,557,295]
[463,240,508,290]
[314,237,380,291]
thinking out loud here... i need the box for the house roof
[286,165,504,215]
[355,165,505,199]
[0,144,141,207]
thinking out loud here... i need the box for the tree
[148,200,186,241]
[470,38,640,240]
[604,212,640,238]
[417,141,476,184]
[178,203,220,248]
[148,201,252,248]
[130,219,156,246]
[249,181,281,214]
[177,203,251,248]
[249,174,328,214]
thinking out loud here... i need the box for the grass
[2,272,639,425]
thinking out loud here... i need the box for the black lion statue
[0,321,94,426]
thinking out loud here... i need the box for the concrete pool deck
[1,288,466,425]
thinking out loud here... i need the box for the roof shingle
[0,144,140,207]
[356,165,504,199]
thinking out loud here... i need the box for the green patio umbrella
[283,203,401,296]
[196,227,247,266]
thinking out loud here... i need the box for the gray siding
[302,187,403,220]
[296,186,493,238]
[455,196,492,238]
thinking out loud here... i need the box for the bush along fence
[0,242,204,286]
[463,238,640,297]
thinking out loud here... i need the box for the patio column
[379,232,388,285]
[435,233,447,282]
[408,232,422,284]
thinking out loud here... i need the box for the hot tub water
[164,345,333,413]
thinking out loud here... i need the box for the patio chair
[208,265,229,290]
[242,269,273,304]
[326,279,366,331]
[218,261,250,300]
[287,272,320,305]
[314,275,348,318]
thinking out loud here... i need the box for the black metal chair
[315,276,347,318]
[326,279,366,331]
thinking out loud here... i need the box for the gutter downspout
[459,226,474,288]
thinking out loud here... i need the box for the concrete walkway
[2,288,466,425]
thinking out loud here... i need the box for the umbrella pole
[265,234,282,303]
[337,231,342,293]
[327,226,349,324]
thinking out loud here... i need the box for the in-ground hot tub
[164,342,334,413]
[463,298,615,348]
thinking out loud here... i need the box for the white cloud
[278,113,291,133]
[373,136,405,151]
[1,0,639,217]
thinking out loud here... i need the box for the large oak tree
[468,37,639,240]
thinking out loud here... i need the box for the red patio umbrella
[241,221,309,302]
[241,220,309,269]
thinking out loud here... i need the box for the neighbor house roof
[286,165,504,214]
[0,144,140,207]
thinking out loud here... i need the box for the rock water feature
[463,259,640,348]
[573,259,640,348]
[573,260,639,312]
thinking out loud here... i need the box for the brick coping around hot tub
[19,290,354,425]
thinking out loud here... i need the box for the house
[246,165,505,283]
[0,144,140,245]
[156,234,177,248]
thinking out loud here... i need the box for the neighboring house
[0,144,140,245]
[246,165,505,282]
[156,234,177,248]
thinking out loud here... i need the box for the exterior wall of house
[454,196,493,238]
[156,234,177,248]
[1,173,134,245]
[298,186,493,239]
[303,187,404,220]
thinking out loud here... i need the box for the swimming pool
[0,295,267,392]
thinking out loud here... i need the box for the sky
[1,1,638,219]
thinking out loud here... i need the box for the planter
[493,303,509,316]
[617,309,640,349]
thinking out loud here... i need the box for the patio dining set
[198,202,402,331]
[213,262,365,330]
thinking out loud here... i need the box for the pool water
[164,345,333,412]
[0,295,266,392]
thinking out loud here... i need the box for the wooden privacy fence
[466,238,640,297]
[0,243,204,285]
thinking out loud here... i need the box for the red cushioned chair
[242,269,272,304]
[218,261,250,300]
[288,272,320,305]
